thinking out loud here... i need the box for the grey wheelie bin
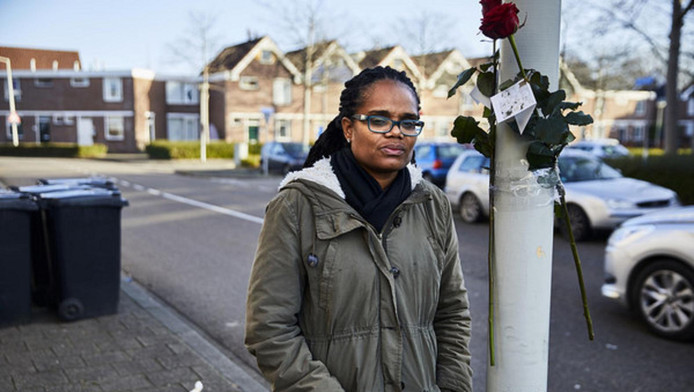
[37,188,128,321]
[0,191,38,327]
[15,183,94,308]
[37,177,117,190]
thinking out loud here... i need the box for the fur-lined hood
[278,157,423,198]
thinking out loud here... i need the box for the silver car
[444,149,680,240]
[565,138,630,158]
[602,206,694,340]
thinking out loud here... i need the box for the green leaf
[526,141,555,170]
[546,90,566,115]
[534,117,569,145]
[451,116,485,144]
[475,138,493,158]
[559,101,582,111]
[448,67,477,98]
[565,111,594,126]
[477,72,496,97]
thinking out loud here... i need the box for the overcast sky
[0,0,494,75]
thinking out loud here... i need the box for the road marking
[159,191,264,224]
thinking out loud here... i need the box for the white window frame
[166,81,199,105]
[260,50,274,64]
[104,116,125,141]
[635,100,646,115]
[103,77,123,102]
[273,78,292,106]
[240,76,260,90]
[275,119,292,140]
[70,77,90,87]
[688,98,694,116]
[166,113,199,141]
[3,78,21,102]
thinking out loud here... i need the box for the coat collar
[278,157,423,198]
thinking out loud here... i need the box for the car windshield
[438,144,467,159]
[558,156,622,182]
[282,143,310,157]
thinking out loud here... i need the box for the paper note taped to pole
[490,80,536,134]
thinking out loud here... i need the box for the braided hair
[303,66,421,168]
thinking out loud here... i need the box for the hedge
[0,143,108,158]
[605,153,694,205]
[145,140,262,162]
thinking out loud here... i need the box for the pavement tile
[11,369,70,390]
[145,367,200,387]
[33,354,85,372]
[99,374,153,392]
[112,358,164,377]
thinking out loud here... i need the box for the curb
[120,276,268,392]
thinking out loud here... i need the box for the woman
[245,66,472,392]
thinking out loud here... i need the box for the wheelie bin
[37,177,117,190]
[36,188,128,321]
[0,191,38,327]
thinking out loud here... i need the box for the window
[167,114,199,141]
[275,119,291,140]
[53,114,74,125]
[273,78,292,106]
[5,121,23,141]
[239,76,260,90]
[3,78,21,102]
[39,116,51,142]
[103,77,123,102]
[688,98,694,116]
[635,101,646,115]
[70,77,90,87]
[632,125,645,142]
[104,116,125,140]
[34,78,53,88]
[260,50,273,64]
[166,81,199,104]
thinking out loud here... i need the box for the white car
[602,206,694,340]
[444,149,680,240]
[565,138,630,158]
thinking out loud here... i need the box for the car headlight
[606,198,636,209]
[608,224,655,246]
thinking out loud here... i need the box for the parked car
[414,141,469,188]
[444,149,680,240]
[260,142,310,175]
[602,206,694,340]
[566,138,630,158]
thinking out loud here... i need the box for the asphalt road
[1,156,692,391]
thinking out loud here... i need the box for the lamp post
[200,66,210,162]
[0,56,19,146]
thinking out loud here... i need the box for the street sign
[7,111,20,125]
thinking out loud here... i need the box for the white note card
[490,80,537,134]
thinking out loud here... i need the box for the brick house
[3,43,691,152]
[1,46,200,152]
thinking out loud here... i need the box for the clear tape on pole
[490,160,560,210]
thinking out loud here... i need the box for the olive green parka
[245,158,473,392]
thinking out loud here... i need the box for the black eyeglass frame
[351,114,424,137]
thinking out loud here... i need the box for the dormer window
[52,60,59,71]
[30,59,36,71]
[260,50,273,64]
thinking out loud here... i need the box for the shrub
[145,140,262,161]
[606,153,694,205]
[0,142,108,158]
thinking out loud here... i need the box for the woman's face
[342,79,419,186]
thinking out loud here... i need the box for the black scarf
[331,148,412,232]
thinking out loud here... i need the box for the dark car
[260,142,310,175]
[414,141,469,188]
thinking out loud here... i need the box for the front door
[77,117,94,146]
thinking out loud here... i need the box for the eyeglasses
[351,114,424,137]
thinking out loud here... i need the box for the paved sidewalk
[0,277,268,392]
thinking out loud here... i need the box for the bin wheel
[58,298,84,321]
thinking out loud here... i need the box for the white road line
[160,191,265,224]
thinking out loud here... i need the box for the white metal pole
[200,67,210,163]
[0,57,19,146]
[487,1,561,391]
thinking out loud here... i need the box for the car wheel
[560,204,591,241]
[459,193,482,223]
[631,259,694,340]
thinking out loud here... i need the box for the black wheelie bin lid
[36,188,129,208]
[13,183,93,195]
[37,177,117,190]
[0,190,39,211]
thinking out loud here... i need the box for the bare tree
[563,0,694,154]
[394,11,457,56]
[166,10,223,74]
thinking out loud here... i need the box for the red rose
[480,3,520,40]
[480,0,501,15]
